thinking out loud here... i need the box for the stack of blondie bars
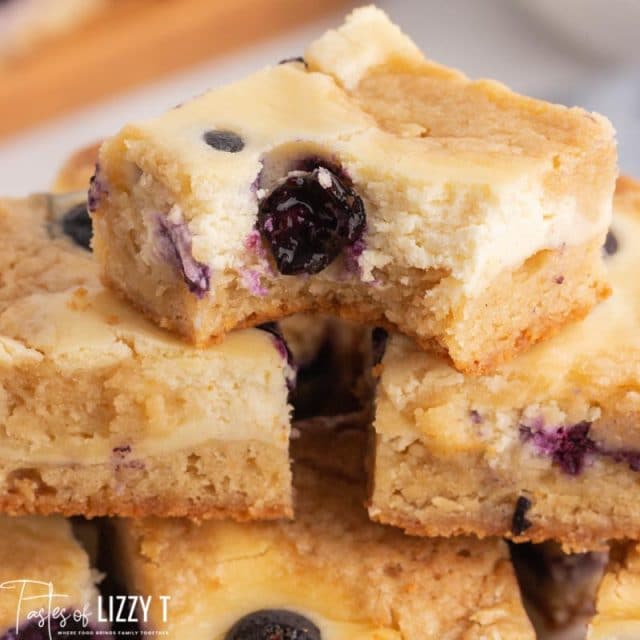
[0,6,637,639]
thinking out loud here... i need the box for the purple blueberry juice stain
[258,322,297,391]
[554,275,565,284]
[344,237,365,275]
[469,410,483,425]
[241,269,268,297]
[521,421,640,475]
[604,449,640,471]
[520,421,596,475]
[88,165,108,213]
[244,229,272,266]
[156,217,210,297]
[256,163,366,276]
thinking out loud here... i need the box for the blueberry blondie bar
[587,543,640,638]
[91,6,615,374]
[0,196,294,520]
[112,427,534,639]
[369,178,640,551]
[0,516,109,638]
[0,193,97,309]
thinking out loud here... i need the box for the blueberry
[1,616,98,640]
[203,130,245,153]
[156,218,210,297]
[88,164,108,213]
[258,322,295,368]
[522,421,640,475]
[520,422,596,475]
[61,202,92,251]
[278,56,307,67]
[511,496,533,535]
[603,448,640,472]
[603,230,618,256]
[226,610,320,640]
[258,322,297,391]
[257,166,366,275]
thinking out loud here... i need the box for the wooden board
[0,0,351,140]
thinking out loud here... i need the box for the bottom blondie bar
[0,286,293,520]
[112,426,534,639]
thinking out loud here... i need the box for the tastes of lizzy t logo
[0,580,170,638]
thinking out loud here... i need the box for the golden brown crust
[0,495,289,522]
[368,432,640,553]
[371,508,619,553]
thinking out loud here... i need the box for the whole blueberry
[511,495,533,535]
[257,166,366,275]
[225,609,320,640]
[278,56,307,67]
[603,230,618,256]
[203,130,245,153]
[61,202,92,251]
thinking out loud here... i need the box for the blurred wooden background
[0,0,349,140]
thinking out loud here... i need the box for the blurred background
[0,0,638,195]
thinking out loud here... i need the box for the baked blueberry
[225,609,320,640]
[511,496,533,535]
[278,56,307,67]
[88,165,108,213]
[61,202,92,251]
[203,130,245,153]
[604,448,640,472]
[157,218,210,297]
[603,230,618,256]
[520,422,596,475]
[258,322,295,368]
[257,166,366,275]
[522,421,640,475]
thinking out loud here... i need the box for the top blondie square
[91,5,616,374]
